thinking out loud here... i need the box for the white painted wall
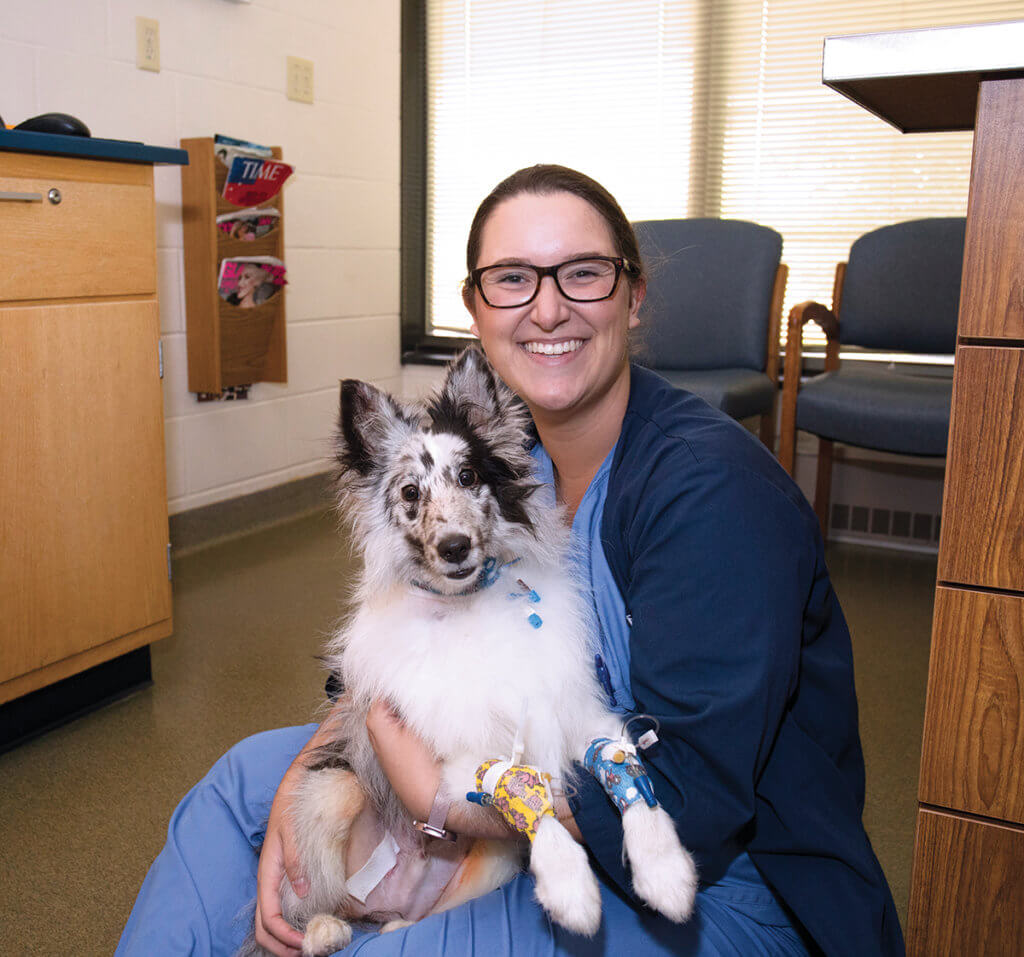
[2,0,401,513]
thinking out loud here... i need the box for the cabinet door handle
[0,190,43,202]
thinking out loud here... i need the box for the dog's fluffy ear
[439,347,506,430]
[336,379,415,476]
[431,347,535,485]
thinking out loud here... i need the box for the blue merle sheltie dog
[241,348,696,957]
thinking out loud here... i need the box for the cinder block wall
[2,0,401,513]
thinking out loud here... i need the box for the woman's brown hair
[463,165,646,300]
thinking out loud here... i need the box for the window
[403,0,1023,358]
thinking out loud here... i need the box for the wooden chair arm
[788,300,839,343]
[778,301,840,475]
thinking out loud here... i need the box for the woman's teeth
[523,339,584,356]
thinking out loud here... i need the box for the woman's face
[466,191,644,422]
[238,264,263,295]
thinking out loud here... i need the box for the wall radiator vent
[830,503,941,548]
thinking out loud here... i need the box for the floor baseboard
[169,472,334,557]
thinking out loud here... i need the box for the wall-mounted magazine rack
[180,137,287,397]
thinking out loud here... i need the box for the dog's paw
[302,913,352,957]
[529,817,602,937]
[380,919,414,934]
[622,804,698,923]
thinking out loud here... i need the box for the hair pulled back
[464,165,646,289]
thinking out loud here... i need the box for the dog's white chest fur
[340,560,609,778]
[242,352,699,956]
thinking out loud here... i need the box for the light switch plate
[287,56,314,104]
[136,17,160,73]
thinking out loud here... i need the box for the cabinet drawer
[939,346,1024,591]
[920,586,1024,824]
[958,80,1024,340]
[0,153,156,301]
[907,808,1024,957]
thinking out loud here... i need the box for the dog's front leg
[286,767,366,956]
[582,735,698,923]
[456,757,601,937]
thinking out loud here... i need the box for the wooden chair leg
[813,438,834,538]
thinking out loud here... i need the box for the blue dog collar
[412,556,519,596]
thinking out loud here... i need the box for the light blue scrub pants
[116,727,808,957]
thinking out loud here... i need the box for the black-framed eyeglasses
[467,256,637,308]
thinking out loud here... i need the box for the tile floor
[0,511,936,955]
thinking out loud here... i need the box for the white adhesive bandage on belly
[345,831,400,903]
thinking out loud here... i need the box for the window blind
[426,1,699,334]
[424,1,1022,347]
[705,1,1024,348]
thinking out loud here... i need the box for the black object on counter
[14,112,91,137]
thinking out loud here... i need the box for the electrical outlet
[287,56,314,104]
[136,17,160,73]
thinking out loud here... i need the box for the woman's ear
[462,285,481,337]
[628,278,646,329]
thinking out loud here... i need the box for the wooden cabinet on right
[907,808,1024,956]
[957,80,1024,341]
[939,349,1024,592]
[919,587,1024,824]
[821,31,1024,956]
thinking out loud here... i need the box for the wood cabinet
[906,809,1023,955]
[938,347,1024,591]
[919,587,1024,825]
[0,149,173,707]
[824,29,1024,955]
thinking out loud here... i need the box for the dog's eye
[401,484,420,502]
[458,468,478,488]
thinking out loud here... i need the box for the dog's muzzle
[437,534,475,578]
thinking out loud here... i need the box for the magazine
[214,133,273,165]
[222,154,294,206]
[218,257,287,308]
[216,208,280,241]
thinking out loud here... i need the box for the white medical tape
[345,831,400,903]
[481,759,514,796]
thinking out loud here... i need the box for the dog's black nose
[438,534,471,565]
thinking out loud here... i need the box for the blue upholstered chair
[633,219,787,449]
[778,217,966,534]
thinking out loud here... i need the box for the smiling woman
[468,192,641,431]
[461,173,646,516]
[117,165,902,957]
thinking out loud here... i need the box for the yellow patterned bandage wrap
[474,759,554,842]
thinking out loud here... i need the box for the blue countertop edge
[0,128,188,165]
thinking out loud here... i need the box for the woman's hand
[254,706,347,957]
[254,753,307,956]
[365,700,441,821]
[365,701,577,841]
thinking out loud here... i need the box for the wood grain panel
[0,617,172,706]
[938,346,1024,591]
[958,78,1024,339]
[0,300,172,685]
[264,145,288,383]
[181,137,222,393]
[907,809,1024,957]
[219,301,278,386]
[0,152,151,186]
[181,138,287,393]
[920,587,1024,824]
[0,154,155,301]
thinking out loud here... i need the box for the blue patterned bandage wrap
[584,737,659,812]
